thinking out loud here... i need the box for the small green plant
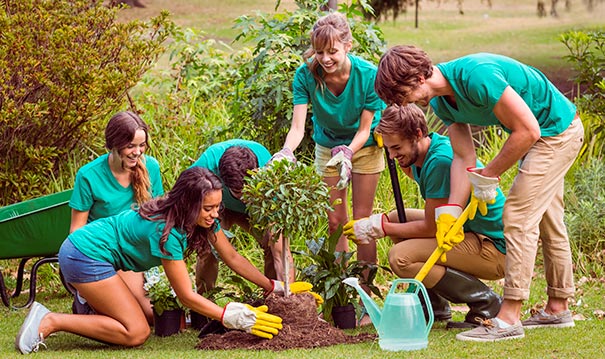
[144,266,186,315]
[296,226,387,321]
[242,159,333,291]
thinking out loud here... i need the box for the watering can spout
[342,277,382,326]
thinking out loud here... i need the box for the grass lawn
[1,261,604,358]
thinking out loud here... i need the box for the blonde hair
[303,12,352,92]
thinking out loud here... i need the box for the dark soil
[196,293,376,351]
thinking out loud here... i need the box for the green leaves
[0,0,173,205]
[241,159,332,243]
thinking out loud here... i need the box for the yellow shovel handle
[414,204,471,282]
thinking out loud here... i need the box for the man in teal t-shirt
[344,104,506,329]
[190,139,293,307]
[374,46,583,341]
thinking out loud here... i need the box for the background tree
[0,0,172,205]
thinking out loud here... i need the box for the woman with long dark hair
[16,167,283,354]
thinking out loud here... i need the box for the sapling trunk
[282,233,290,296]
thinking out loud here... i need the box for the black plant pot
[331,303,356,329]
[153,308,184,337]
[190,310,211,330]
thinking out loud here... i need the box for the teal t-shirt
[431,53,576,137]
[190,139,271,214]
[411,133,506,254]
[69,153,164,222]
[292,54,386,148]
[68,210,221,272]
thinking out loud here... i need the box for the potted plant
[241,159,333,295]
[296,226,386,329]
[144,266,186,336]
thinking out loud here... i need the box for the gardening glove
[435,204,464,263]
[326,145,353,190]
[343,213,387,245]
[467,167,500,220]
[268,146,296,165]
[271,280,324,306]
[221,302,283,339]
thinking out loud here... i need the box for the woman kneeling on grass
[16,167,284,354]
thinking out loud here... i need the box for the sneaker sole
[456,332,525,342]
[523,321,575,329]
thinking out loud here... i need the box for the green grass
[2,271,605,358]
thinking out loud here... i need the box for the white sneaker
[15,302,50,354]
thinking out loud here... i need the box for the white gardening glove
[221,302,283,339]
[326,145,353,190]
[467,167,500,220]
[343,213,387,245]
[268,147,296,165]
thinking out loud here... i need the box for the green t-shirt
[69,153,164,222]
[432,53,576,137]
[190,139,271,214]
[292,54,386,148]
[411,133,506,254]
[68,209,221,272]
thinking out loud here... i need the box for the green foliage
[143,266,186,315]
[150,0,387,159]
[230,0,386,155]
[560,29,605,160]
[0,0,173,205]
[564,157,605,271]
[241,159,332,242]
[295,226,387,320]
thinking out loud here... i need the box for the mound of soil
[196,293,376,351]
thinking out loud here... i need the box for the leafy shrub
[564,157,605,266]
[560,29,605,160]
[0,0,172,205]
[242,159,333,243]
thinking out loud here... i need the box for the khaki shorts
[315,144,385,177]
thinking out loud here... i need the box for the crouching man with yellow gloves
[343,104,506,329]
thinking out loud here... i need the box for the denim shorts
[58,238,117,284]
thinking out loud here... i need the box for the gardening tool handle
[414,204,471,282]
[385,148,407,223]
[375,132,406,223]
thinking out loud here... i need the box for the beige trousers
[502,117,584,301]
[387,209,505,288]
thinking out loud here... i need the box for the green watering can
[343,277,433,351]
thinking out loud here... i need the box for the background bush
[0,0,173,205]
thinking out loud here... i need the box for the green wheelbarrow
[0,189,75,308]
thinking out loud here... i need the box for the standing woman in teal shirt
[69,111,164,323]
[273,13,385,301]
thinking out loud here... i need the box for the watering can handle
[389,278,434,335]
[388,278,423,295]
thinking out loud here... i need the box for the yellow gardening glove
[222,303,283,339]
[272,280,324,306]
[467,167,499,220]
[435,205,464,263]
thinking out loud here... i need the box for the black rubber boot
[430,268,501,329]
[421,289,452,322]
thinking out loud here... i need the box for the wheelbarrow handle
[414,204,471,282]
